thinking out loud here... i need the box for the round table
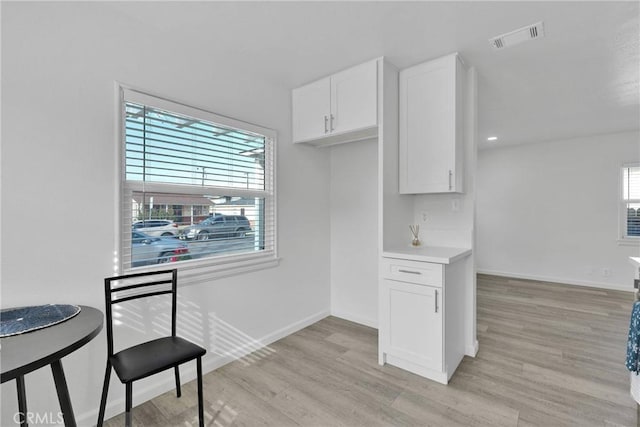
[1,305,103,427]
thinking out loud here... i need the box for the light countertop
[383,245,472,264]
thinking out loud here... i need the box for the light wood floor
[104,274,637,426]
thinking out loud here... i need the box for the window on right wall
[621,164,640,241]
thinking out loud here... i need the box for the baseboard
[78,309,330,426]
[477,269,632,292]
[465,340,479,357]
[330,308,378,329]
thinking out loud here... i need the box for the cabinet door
[381,279,443,371]
[292,77,331,143]
[399,54,459,194]
[330,60,377,135]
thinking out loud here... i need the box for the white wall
[477,131,640,290]
[1,3,330,425]
[330,139,379,327]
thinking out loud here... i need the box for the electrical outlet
[452,198,460,212]
[602,268,611,277]
[421,211,428,222]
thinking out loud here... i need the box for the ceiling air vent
[489,21,545,50]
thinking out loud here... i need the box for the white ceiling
[107,1,640,149]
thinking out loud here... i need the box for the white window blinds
[124,102,267,190]
[119,88,276,275]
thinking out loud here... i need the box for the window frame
[619,163,640,246]
[115,85,279,280]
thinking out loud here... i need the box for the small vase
[411,237,420,247]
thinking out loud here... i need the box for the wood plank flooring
[104,274,637,426]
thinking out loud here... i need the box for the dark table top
[1,305,103,383]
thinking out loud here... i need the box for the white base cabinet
[379,251,468,384]
[381,278,444,378]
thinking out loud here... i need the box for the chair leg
[125,382,132,427]
[174,365,181,398]
[96,361,112,427]
[16,375,27,427]
[197,357,204,427]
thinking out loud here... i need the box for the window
[118,87,277,277]
[621,164,640,241]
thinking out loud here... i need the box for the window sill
[125,253,280,285]
[618,238,640,247]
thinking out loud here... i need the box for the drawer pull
[398,269,421,275]
[435,289,439,313]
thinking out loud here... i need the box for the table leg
[16,375,28,427]
[50,360,76,427]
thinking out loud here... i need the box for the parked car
[131,231,190,267]
[132,219,178,236]
[179,214,252,241]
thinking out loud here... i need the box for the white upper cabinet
[399,53,465,194]
[292,77,331,143]
[330,61,378,135]
[292,59,378,146]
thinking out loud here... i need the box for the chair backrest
[104,269,178,357]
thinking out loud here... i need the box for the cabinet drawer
[381,258,443,287]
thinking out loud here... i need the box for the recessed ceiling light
[487,136,498,141]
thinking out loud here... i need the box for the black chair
[97,269,206,427]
